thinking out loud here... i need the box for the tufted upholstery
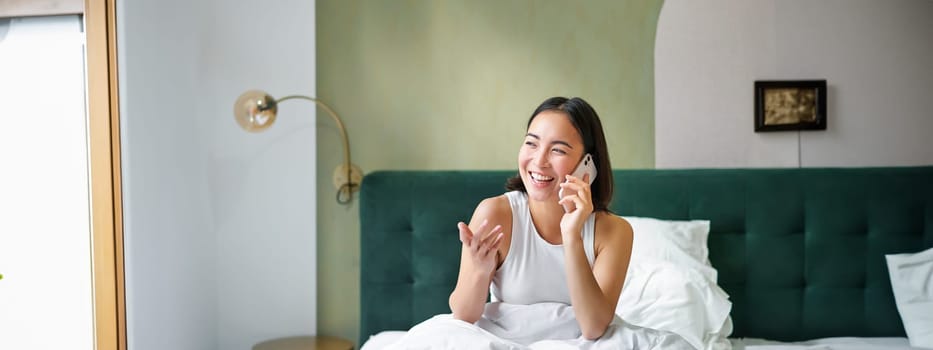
[359,167,933,345]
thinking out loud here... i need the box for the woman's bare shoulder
[595,212,633,244]
[471,194,512,223]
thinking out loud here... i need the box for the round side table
[252,336,353,350]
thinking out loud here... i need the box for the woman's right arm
[448,197,508,323]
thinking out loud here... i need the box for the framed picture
[754,80,827,132]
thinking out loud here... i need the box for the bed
[359,167,933,349]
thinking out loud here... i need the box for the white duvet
[733,337,923,350]
[373,302,694,350]
[366,331,922,350]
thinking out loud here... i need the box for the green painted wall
[316,0,663,344]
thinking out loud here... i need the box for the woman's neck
[527,195,565,244]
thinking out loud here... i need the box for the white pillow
[886,246,933,348]
[623,216,718,282]
[624,217,710,261]
[617,216,733,350]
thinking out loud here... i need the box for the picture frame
[754,80,827,132]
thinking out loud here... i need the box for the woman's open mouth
[529,171,554,185]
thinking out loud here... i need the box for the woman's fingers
[559,195,575,212]
[478,225,502,245]
[473,219,490,250]
[558,193,587,213]
[477,218,489,233]
[489,232,504,252]
[558,195,571,208]
[479,232,504,257]
[462,219,497,250]
[560,176,590,195]
[457,222,473,245]
[461,219,505,260]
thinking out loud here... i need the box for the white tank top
[490,191,596,304]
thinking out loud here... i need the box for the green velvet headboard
[359,167,933,345]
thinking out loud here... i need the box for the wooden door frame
[85,0,126,349]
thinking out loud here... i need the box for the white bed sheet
[733,337,918,350]
[361,331,406,350]
[369,313,693,350]
[363,333,921,350]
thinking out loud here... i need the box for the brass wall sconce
[234,90,362,204]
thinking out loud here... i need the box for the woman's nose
[532,149,549,168]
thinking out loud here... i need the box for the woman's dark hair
[506,96,614,212]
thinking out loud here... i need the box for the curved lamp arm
[277,95,357,204]
[233,90,361,204]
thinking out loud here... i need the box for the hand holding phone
[558,153,597,200]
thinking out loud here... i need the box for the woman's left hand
[558,173,594,241]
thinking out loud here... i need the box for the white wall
[118,0,316,349]
[118,0,216,348]
[201,0,318,349]
[655,0,933,168]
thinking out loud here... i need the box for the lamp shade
[234,90,278,132]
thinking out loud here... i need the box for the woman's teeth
[530,172,554,182]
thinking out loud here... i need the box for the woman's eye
[551,148,567,155]
[524,141,536,147]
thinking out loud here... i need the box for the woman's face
[518,110,585,202]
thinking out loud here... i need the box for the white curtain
[0,15,93,350]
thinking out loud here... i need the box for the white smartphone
[558,153,597,200]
